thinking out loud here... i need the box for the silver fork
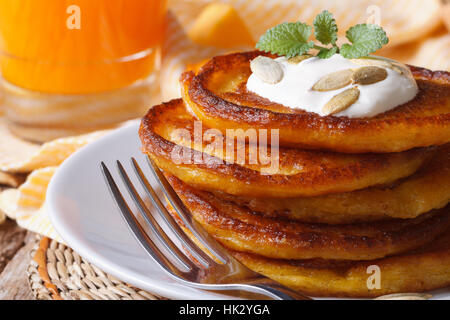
[101,157,311,300]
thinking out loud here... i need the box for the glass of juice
[0,0,166,142]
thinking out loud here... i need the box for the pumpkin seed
[352,66,388,85]
[312,69,354,91]
[287,54,312,65]
[322,87,360,115]
[374,293,432,300]
[351,58,392,68]
[390,62,409,75]
[351,58,404,75]
[250,56,284,84]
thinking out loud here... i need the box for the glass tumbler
[0,0,166,142]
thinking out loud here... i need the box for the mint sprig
[255,22,314,58]
[313,10,338,46]
[256,10,389,59]
[340,24,389,58]
[317,46,337,59]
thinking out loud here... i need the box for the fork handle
[238,279,312,300]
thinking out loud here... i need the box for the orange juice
[0,0,166,94]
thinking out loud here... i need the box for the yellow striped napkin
[378,26,450,71]
[0,0,449,241]
[0,168,61,241]
[0,124,109,241]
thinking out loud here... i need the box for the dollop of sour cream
[246,54,418,118]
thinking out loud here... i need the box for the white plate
[47,122,232,300]
[46,122,449,300]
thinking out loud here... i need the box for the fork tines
[100,158,228,277]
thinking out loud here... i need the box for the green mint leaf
[313,10,338,45]
[317,46,338,59]
[340,24,389,59]
[256,22,314,58]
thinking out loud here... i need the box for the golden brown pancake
[165,174,450,261]
[231,229,450,298]
[213,145,450,224]
[167,196,450,298]
[182,51,450,153]
[139,99,434,198]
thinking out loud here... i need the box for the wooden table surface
[0,220,35,300]
[0,185,36,300]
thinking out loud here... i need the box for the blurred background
[0,0,448,144]
[0,0,449,286]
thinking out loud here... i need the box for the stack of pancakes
[139,51,450,297]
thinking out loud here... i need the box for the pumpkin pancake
[182,51,450,153]
[213,145,450,224]
[139,99,434,198]
[164,174,450,261]
[168,199,450,298]
[230,229,450,298]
